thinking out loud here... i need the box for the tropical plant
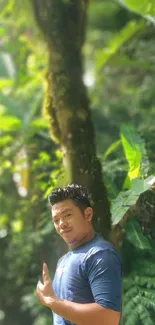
[0,1,155,325]
[105,124,155,324]
[121,243,155,325]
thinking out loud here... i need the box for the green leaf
[0,104,7,115]
[103,140,121,159]
[121,135,141,179]
[111,176,155,225]
[0,78,13,90]
[11,219,23,233]
[96,20,144,71]
[0,0,15,18]
[44,185,56,199]
[132,175,155,195]
[111,189,137,225]
[125,219,152,250]
[0,214,9,227]
[0,115,22,131]
[121,124,149,180]
[0,135,13,146]
[117,0,155,17]
[30,118,48,130]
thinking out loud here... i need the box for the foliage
[109,124,154,225]
[96,19,145,71]
[116,0,155,23]
[0,0,155,325]
[0,3,64,324]
[111,128,155,323]
[120,240,155,325]
[86,1,155,176]
[103,124,155,323]
[111,176,154,225]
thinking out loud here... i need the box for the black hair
[48,184,93,211]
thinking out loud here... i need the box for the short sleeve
[85,249,122,311]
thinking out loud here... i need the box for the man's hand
[36,263,56,307]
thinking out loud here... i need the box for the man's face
[51,199,93,246]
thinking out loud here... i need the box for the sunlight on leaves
[121,124,149,180]
[11,219,23,233]
[0,214,9,227]
[118,0,155,15]
[0,115,22,131]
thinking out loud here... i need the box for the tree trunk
[31,0,111,239]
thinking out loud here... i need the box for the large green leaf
[116,0,155,23]
[111,189,137,225]
[111,175,154,225]
[96,20,144,71]
[103,140,121,159]
[121,124,149,180]
[125,219,152,250]
[132,175,155,195]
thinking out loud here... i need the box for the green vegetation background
[0,1,155,324]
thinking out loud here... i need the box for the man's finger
[36,282,43,303]
[42,263,50,283]
[37,280,44,290]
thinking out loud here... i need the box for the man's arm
[37,263,121,325]
[47,296,120,325]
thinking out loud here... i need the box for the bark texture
[31,0,111,239]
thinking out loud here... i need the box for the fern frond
[122,256,155,325]
[123,273,155,294]
[138,304,154,325]
[122,295,139,318]
[146,277,155,289]
[123,276,136,291]
[123,310,139,325]
[143,288,155,301]
[123,285,139,304]
[134,275,155,288]
[142,296,155,310]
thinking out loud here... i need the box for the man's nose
[59,219,67,227]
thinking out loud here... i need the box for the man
[37,184,122,325]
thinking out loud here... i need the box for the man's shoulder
[84,234,121,265]
[86,233,117,254]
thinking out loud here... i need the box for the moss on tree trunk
[31,0,111,239]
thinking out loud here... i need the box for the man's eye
[54,220,59,224]
[64,213,71,219]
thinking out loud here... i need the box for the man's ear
[85,207,93,221]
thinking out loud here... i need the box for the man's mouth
[61,230,72,235]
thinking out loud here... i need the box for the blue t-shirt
[52,233,122,325]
